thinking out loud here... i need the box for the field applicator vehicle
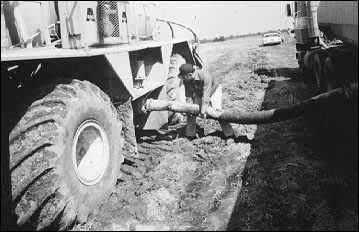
[1,1,202,230]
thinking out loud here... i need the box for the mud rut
[72,37,357,231]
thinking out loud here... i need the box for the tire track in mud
[128,134,253,231]
[247,48,269,72]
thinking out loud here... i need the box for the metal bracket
[69,33,82,39]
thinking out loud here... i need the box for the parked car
[262,33,282,46]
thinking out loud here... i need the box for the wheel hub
[72,120,109,185]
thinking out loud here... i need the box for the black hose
[213,83,357,124]
[145,83,357,125]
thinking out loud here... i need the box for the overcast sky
[155,1,294,39]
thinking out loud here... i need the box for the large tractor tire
[9,80,123,230]
[166,53,186,126]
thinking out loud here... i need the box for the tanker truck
[285,1,358,92]
[1,1,202,230]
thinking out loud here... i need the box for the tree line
[200,29,289,44]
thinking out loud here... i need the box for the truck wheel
[9,80,123,230]
[298,59,313,84]
[166,53,186,125]
[314,53,325,92]
[323,56,337,91]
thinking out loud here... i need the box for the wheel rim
[72,120,110,186]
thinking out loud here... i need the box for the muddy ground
[72,36,358,231]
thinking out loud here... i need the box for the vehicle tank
[317,1,358,48]
[286,1,358,92]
